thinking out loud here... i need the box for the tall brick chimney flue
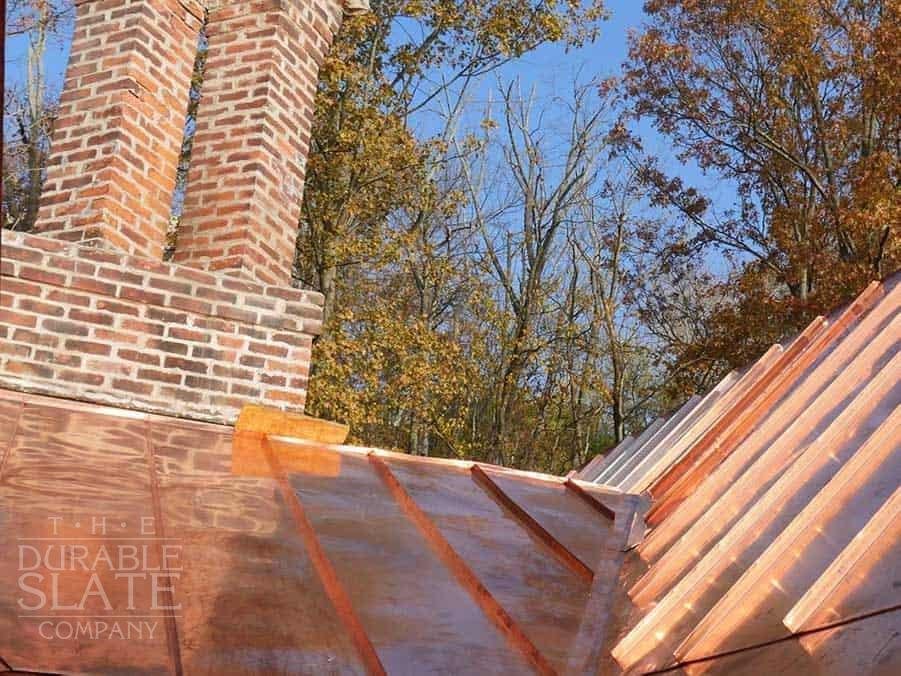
[35,0,205,259]
[1,0,369,423]
[174,0,346,285]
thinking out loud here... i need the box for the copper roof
[579,274,900,674]
[0,388,637,675]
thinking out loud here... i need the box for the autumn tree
[623,0,900,376]
[302,0,611,461]
[295,0,608,325]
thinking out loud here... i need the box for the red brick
[138,368,182,385]
[33,350,81,367]
[42,318,89,336]
[217,305,258,323]
[121,319,165,336]
[93,328,141,345]
[17,266,67,286]
[193,316,235,333]
[149,339,189,356]
[12,328,58,348]
[146,307,187,324]
[117,348,161,366]
[1,278,42,296]
[163,356,208,373]
[5,360,55,379]
[230,383,261,397]
[68,309,114,326]
[65,339,112,355]
[33,0,203,259]
[239,354,265,368]
[69,275,118,296]
[168,327,209,343]
[3,246,44,263]
[195,286,238,303]
[212,364,254,380]
[185,375,228,392]
[247,341,288,357]
[112,378,155,396]
[99,266,145,286]
[46,289,92,307]
[168,295,213,315]
[58,369,106,386]
[147,277,192,294]
[96,299,140,316]
[0,342,31,358]
[119,286,166,306]
[191,346,225,360]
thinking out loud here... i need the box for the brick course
[0,230,321,423]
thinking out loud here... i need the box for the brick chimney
[0,0,367,423]
[174,0,344,285]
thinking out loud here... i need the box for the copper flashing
[564,478,616,521]
[565,495,640,674]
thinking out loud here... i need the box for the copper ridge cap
[267,432,631,491]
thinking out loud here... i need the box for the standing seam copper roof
[0,388,637,675]
[578,274,900,675]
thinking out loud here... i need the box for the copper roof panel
[585,435,635,482]
[612,351,899,672]
[0,404,173,673]
[636,279,898,568]
[786,487,901,633]
[676,407,900,659]
[630,312,899,606]
[152,431,369,674]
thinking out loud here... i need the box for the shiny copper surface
[607,276,900,676]
[2,390,637,674]
[645,316,829,522]
[636,279,899,569]
[631,309,900,606]
[648,281,884,524]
